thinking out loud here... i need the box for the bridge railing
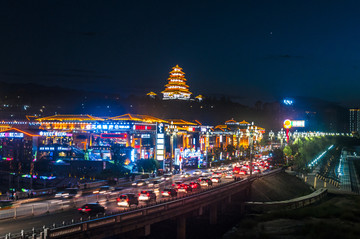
[0,168,284,239]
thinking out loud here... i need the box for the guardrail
[244,187,328,212]
[0,168,284,239]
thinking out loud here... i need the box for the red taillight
[138,193,141,196]
[85,209,91,212]
[77,208,82,211]
[172,184,175,187]
[126,198,129,202]
[161,191,164,194]
[168,191,171,195]
[116,198,120,202]
[147,193,150,197]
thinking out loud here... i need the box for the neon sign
[39,131,72,137]
[0,132,24,138]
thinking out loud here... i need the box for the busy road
[0,158,271,237]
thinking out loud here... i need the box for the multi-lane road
[0,168,250,237]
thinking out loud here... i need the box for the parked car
[161,188,178,197]
[78,203,105,215]
[117,193,138,207]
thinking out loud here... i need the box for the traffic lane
[0,176,243,236]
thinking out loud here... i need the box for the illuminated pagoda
[162,65,192,100]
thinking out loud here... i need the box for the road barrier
[245,188,328,213]
[0,168,284,239]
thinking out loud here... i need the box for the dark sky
[1,0,359,107]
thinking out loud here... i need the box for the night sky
[1,0,360,107]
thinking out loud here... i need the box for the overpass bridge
[27,168,283,239]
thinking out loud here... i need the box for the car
[224,173,235,179]
[180,172,191,178]
[163,174,173,181]
[172,181,183,188]
[253,169,261,174]
[189,182,201,189]
[161,188,177,197]
[55,188,81,199]
[177,184,192,193]
[199,178,213,186]
[138,190,156,202]
[78,203,105,215]
[193,169,202,175]
[117,193,138,207]
[132,180,147,187]
[239,170,248,175]
[93,186,114,195]
[211,176,221,183]
[148,180,162,188]
[213,171,223,177]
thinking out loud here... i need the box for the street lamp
[246,122,258,177]
[166,122,178,174]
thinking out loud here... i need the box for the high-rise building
[349,108,360,133]
[161,65,192,100]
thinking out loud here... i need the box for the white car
[193,170,202,175]
[224,173,234,179]
[211,176,221,183]
[180,173,191,178]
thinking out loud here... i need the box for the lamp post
[246,123,257,177]
[166,122,178,174]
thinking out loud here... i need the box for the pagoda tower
[161,65,192,100]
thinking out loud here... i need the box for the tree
[111,144,127,165]
[135,159,160,173]
[283,145,292,165]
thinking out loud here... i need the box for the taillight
[116,198,120,202]
[161,191,164,194]
[138,193,141,196]
[85,209,91,212]
[147,193,150,197]
[126,198,129,202]
[77,208,82,211]
[168,191,171,195]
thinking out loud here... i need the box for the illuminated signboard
[283,119,292,129]
[85,124,131,131]
[156,123,165,161]
[283,120,305,128]
[292,120,305,127]
[100,133,127,138]
[39,131,72,137]
[141,134,151,138]
[39,146,71,151]
[0,132,24,138]
[134,125,155,131]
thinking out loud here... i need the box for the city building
[349,108,360,133]
[161,65,192,100]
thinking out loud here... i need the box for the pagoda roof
[35,114,105,122]
[146,91,157,96]
[167,119,199,126]
[214,125,231,132]
[161,89,192,94]
[225,119,237,124]
[239,120,250,125]
[108,114,168,123]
